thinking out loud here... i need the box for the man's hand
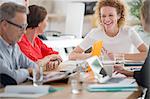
[28,66,40,77]
[114,66,134,77]
[28,67,33,77]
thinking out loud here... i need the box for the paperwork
[0,85,55,98]
[124,60,144,66]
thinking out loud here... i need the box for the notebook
[0,85,56,98]
[87,82,138,92]
[27,71,70,83]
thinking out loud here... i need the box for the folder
[87,82,138,92]
[87,87,138,92]
[0,85,56,98]
[124,60,144,66]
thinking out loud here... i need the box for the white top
[79,27,144,53]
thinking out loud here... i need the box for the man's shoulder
[0,49,4,57]
[14,44,24,56]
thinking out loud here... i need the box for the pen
[59,70,67,72]
[130,81,136,84]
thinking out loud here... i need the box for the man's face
[4,12,27,45]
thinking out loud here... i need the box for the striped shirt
[0,36,37,84]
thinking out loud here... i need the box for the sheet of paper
[0,85,51,98]
[0,93,45,98]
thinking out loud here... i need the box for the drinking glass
[114,53,125,67]
[33,66,43,86]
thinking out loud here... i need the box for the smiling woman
[69,0,148,61]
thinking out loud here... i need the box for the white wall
[36,0,93,37]
[0,0,94,37]
[0,0,24,5]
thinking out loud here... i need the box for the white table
[43,37,82,48]
[42,37,83,60]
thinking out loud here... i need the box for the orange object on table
[87,40,103,72]
[91,40,103,57]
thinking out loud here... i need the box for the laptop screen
[88,56,107,77]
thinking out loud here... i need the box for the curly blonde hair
[95,0,127,28]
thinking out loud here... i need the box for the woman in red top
[18,5,62,71]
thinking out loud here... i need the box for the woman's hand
[102,48,124,61]
[49,54,63,62]
[45,54,62,71]
[101,48,114,60]
[36,54,62,71]
[107,52,114,60]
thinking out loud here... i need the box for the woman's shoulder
[120,26,137,35]
[18,34,28,45]
[35,37,44,44]
[120,26,134,32]
[87,27,103,37]
[90,27,102,32]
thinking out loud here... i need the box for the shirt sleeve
[0,59,29,84]
[79,29,97,51]
[133,47,150,88]
[129,28,144,48]
[36,38,59,57]
[17,46,38,84]
[19,52,37,69]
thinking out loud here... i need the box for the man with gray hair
[0,2,38,86]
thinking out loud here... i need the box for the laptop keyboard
[108,78,125,83]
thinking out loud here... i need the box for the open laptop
[86,56,137,84]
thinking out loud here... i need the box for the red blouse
[18,34,58,61]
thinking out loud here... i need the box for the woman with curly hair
[69,0,148,61]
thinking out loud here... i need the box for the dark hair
[0,2,26,21]
[27,5,47,28]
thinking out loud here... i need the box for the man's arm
[0,59,30,84]
[134,47,150,88]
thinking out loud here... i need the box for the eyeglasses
[5,20,28,31]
